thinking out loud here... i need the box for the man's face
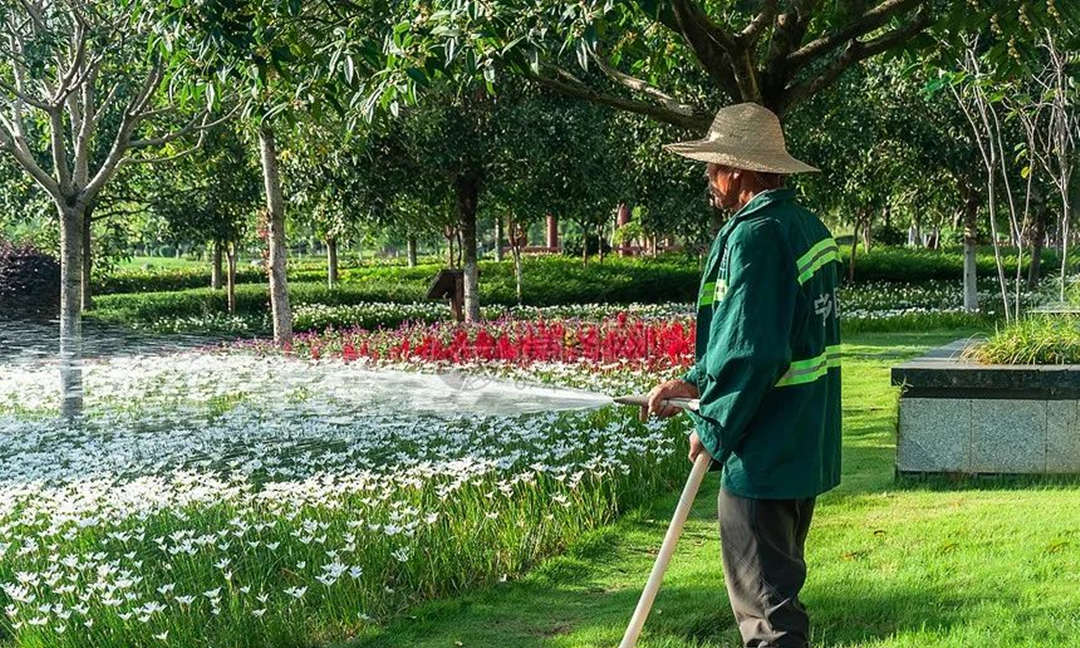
[705,163,740,211]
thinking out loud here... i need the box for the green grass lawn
[349,330,1080,648]
[118,255,209,270]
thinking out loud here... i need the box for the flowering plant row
[238,312,697,371]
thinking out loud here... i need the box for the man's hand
[688,431,712,464]
[641,378,699,422]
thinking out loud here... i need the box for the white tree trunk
[962,199,979,312]
[259,124,292,345]
[494,218,504,262]
[80,206,93,311]
[59,204,84,419]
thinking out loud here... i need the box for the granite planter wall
[891,339,1080,475]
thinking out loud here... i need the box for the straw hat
[664,103,819,174]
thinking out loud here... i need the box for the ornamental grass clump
[966,314,1080,365]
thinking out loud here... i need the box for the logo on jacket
[715,279,728,302]
[814,293,834,322]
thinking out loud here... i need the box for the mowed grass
[350,330,1080,648]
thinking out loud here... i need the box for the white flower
[284,586,307,599]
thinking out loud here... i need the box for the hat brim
[663,139,819,174]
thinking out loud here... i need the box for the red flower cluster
[286,313,696,371]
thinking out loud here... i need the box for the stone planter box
[891,339,1080,475]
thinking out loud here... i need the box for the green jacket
[682,188,841,499]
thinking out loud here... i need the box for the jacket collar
[715,187,794,240]
[732,187,795,220]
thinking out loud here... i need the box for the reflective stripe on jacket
[682,188,842,499]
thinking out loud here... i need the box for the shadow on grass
[347,569,975,648]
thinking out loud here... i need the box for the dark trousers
[718,488,816,648]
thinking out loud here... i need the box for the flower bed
[238,312,696,372]
[0,339,689,647]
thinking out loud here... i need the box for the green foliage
[970,315,1080,365]
[147,125,262,248]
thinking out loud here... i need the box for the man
[645,103,841,648]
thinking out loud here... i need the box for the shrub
[966,314,1080,365]
[0,241,60,318]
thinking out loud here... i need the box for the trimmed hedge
[89,256,700,325]
[94,256,433,295]
[94,264,329,294]
[96,245,1070,297]
[839,245,1065,283]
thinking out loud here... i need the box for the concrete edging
[891,339,1080,475]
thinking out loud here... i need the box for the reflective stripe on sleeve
[775,345,842,387]
[699,281,716,307]
[796,237,839,285]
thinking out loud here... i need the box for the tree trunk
[226,242,238,314]
[211,240,223,290]
[848,227,858,282]
[406,235,418,267]
[456,173,481,322]
[1028,208,1046,289]
[258,123,293,346]
[861,219,872,253]
[962,193,979,312]
[597,223,605,263]
[80,205,93,311]
[512,245,523,306]
[326,236,339,289]
[494,218,504,262]
[59,203,84,419]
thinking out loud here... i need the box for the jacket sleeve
[680,363,701,387]
[688,219,797,462]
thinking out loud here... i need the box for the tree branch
[738,0,777,45]
[783,7,931,112]
[128,102,239,150]
[527,67,709,131]
[786,0,927,71]
[122,129,210,166]
[668,0,743,100]
[589,49,702,117]
[0,115,60,198]
[47,106,73,194]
